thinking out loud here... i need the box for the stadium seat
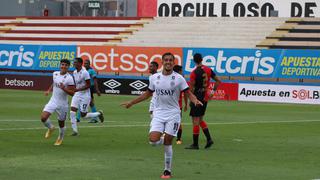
[0,16,153,45]
[120,17,287,48]
[257,18,320,49]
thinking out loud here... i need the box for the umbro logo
[129,80,147,90]
[103,79,121,89]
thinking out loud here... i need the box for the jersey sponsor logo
[103,79,121,94]
[156,89,175,96]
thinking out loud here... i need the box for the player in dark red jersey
[185,53,221,150]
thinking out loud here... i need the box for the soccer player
[185,53,221,150]
[148,61,159,118]
[41,59,75,146]
[173,65,188,145]
[70,58,104,136]
[76,60,101,123]
[121,52,203,179]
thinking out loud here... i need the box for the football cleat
[70,131,79,136]
[98,110,104,123]
[88,119,98,123]
[204,140,214,149]
[185,144,199,150]
[176,140,182,145]
[160,170,172,179]
[45,126,55,139]
[54,138,63,146]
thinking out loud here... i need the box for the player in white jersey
[70,58,104,136]
[148,61,159,119]
[121,52,203,179]
[41,59,75,146]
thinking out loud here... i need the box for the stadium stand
[120,17,288,48]
[0,17,152,45]
[257,18,320,49]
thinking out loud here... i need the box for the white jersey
[148,72,189,118]
[73,67,91,97]
[149,75,156,112]
[50,71,74,105]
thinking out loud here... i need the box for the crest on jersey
[157,75,160,79]
[172,76,175,80]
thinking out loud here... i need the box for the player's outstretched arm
[184,90,203,106]
[44,84,53,96]
[121,90,153,109]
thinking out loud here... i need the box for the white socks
[84,112,100,119]
[70,111,78,133]
[164,145,173,172]
[43,119,53,129]
[59,127,65,139]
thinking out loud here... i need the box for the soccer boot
[45,126,55,139]
[160,170,172,179]
[70,131,79,136]
[98,110,104,123]
[204,140,214,149]
[88,119,98,123]
[185,144,199,150]
[54,137,63,146]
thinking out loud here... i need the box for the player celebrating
[70,58,104,136]
[148,61,159,118]
[76,60,101,123]
[121,52,202,179]
[185,53,221,150]
[41,59,75,146]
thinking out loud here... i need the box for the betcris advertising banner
[183,48,320,79]
[0,44,76,71]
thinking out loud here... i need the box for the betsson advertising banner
[0,44,76,71]
[238,83,320,104]
[157,0,320,17]
[183,48,320,79]
[77,46,183,74]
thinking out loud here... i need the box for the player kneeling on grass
[121,52,203,179]
[41,59,75,146]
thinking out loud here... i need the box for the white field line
[0,119,319,131]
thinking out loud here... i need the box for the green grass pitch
[0,89,319,180]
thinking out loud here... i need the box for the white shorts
[43,101,68,121]
[149,114,181,136]
[71,95,91,113]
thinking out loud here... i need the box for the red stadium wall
[137,0,157,17]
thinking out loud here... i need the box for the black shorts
[90,86,96,99]
[189,100,208,117]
